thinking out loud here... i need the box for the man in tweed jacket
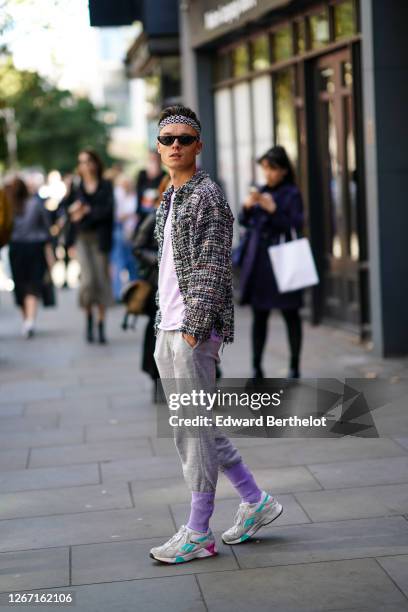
[150,106,283,564]
[154,168,234,345]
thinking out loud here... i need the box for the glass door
[315,48,366,328]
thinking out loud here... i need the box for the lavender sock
[186,491,215,533]
[223,461,263,504]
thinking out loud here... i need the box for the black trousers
[251,307,302,372]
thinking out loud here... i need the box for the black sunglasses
[157,134,199,146]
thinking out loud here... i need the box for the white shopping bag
[268,231,319,293]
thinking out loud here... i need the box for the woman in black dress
[239,146,304,379]
[62,149,114,343]
[8,177,51,338]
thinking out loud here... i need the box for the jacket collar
[162,169,208,202]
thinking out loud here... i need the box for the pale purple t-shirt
[158,191,185,330]
[158,189,222,342]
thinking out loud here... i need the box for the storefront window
[273,25,293,62]
[295,20,306,54]
[215,52,231,82]
[252,75,274,184]
[309,11,330,49]
[214,89,237,217]
[334,1,356,40]
[251,35,270,71]
[232,82,253,206]
[274,68,298,166]
[232,44,250,78]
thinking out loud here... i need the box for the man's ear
[196,141,203,156]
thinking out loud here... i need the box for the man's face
[157,123,202,170]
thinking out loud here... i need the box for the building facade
[181,0,408,357]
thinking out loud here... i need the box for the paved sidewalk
[0,289,408,611]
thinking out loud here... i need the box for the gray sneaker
[222,491,283,544]
[150,525,217,564]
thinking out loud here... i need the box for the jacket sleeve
[264,188,304,233]
[81,181,114,227]
[238,206,254,227]
[180,188,233,341]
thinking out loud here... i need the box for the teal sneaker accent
[255,493,270,513]
[150,525,218,564]
[195,535,209,542]
[222,491,283,545]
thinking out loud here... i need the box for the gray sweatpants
[154,330,242,492]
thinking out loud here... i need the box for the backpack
[0,188,13,248]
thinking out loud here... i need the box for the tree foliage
[0,58,112,173]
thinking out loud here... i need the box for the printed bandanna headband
[158,115,201,137]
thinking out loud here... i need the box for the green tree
[0,59,112,173]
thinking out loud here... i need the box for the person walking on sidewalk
[62,149,114,344]
[150,105,283,564]
[7,177,52,338]
[239,146,304,379]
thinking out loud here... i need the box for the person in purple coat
[238,146,304,379]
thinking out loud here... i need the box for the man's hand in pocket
[182,333,198,348]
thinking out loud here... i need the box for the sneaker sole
[150,545,218,564]
[222,504,283,545]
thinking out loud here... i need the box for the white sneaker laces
[165,525,188,547]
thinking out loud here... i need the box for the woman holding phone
[238,146,304,379]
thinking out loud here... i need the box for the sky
[1,0,147,150]
[2,0,138,101]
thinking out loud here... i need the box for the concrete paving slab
[295,483,408,521]
[377,554,408,598]
[237,437,407,469]
[0,449,29,471]
[0,575,206,612]
[197,558,408,611]
[0,427,84,450]
[0,404,24,417]
[0,482,133,519]
[71,536,238,584]
[29,438,151,468]
[85,420,156,441]
[231,516,408,568]
[101,456,181,483]
[308,456,408,489]
[24,397,110,415]
[0,414,59,433]
[0,463,99,494]
[0,507,174,552]
[0,547,69,594]
[0,381,63,404]
[395,438,408,451]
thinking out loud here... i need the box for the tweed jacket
[154,170,234,344]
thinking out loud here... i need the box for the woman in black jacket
[238,146,304,379]
[62,149,114,343]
